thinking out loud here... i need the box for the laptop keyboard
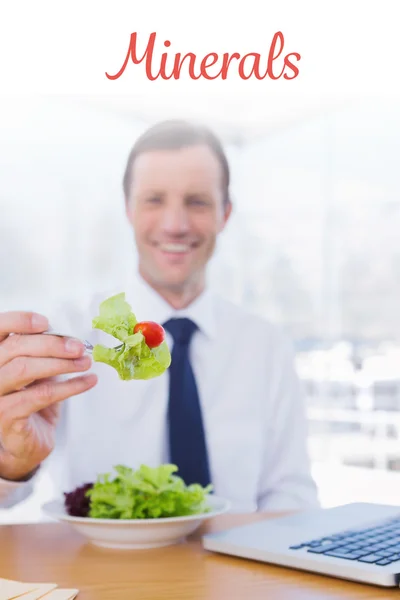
[289,515,400,566]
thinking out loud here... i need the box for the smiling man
[124,125,231,308]
[0,120,319,512]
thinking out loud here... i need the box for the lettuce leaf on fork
[91,292,171,380]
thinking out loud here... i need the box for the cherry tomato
[134,321,165,348]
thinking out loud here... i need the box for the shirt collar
[125,272,217,340]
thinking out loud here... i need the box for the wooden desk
[1,513,399,599]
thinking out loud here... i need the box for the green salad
[64,464,213,519]
[91,292,171,380]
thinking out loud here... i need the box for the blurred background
[1,93,400,521]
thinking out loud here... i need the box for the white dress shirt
[0,274,319,513]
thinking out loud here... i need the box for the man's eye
[146,196,162,204]
[188,197,209,206]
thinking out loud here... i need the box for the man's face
[125,143,231,291]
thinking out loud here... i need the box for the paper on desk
[34,590,78,599]
[8,583,57,600]
[0,579,41,600]
[8,584,57,599]
[15,586,79,600]
[0,579,78,600]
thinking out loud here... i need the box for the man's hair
[122,119,231,205]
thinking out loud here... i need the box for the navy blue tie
[163,317,211,487]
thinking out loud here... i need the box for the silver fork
[43,328,124,353]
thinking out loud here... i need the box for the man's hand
[0,311,97,481]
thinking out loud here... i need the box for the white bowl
[41,495,230,550]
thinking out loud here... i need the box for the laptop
[202,502,400,587]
